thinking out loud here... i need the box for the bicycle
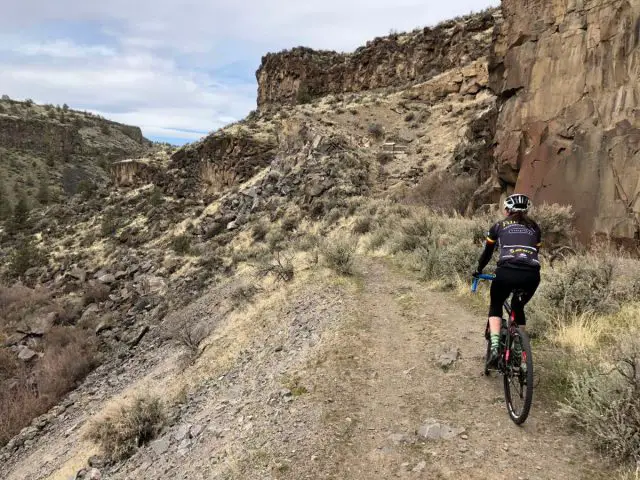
[471,273,534,425]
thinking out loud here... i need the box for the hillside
[0,96,151,213]
[1,2,640,479]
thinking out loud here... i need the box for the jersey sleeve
[486,222,499,245]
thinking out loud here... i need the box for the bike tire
[483,321,491,375]
[503,328,534,425]
[484,338,491,376]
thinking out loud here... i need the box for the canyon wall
[490,0,640,242]
[256,10,496,108]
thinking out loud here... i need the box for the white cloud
[0,0,499,143]
[15,40,116,58]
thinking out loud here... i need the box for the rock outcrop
[256,10,497,108]
[490,0,640,242]
[168,126,278,197]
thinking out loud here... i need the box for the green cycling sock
[490,333,500,350]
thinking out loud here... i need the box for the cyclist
[473,193,541,369]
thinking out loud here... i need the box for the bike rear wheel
[483,321,491,375]
[503,328,533,424]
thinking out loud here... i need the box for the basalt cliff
[256,0,640,244]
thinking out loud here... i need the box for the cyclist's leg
[510,271,540,372]
[488,272,511,360]
[510,271,541,328]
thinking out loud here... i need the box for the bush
[404,171,477,214]
[256,252,294,282]
[281,210,300,232]
[252,221,269,241]
[9,239,47,278]
[352,216,374,235]
[101,212,119,237]
[539,255,616,316]
[530,203,576,249]
[368,123,385,140]
[149,187,163,207]
[1,326,98,447]
[87,395,166,461]
[560,344,640,462]
[77,179,95,199]
[170,318,209,358]
[171,234,191,255]
[8,194,30,232]
[376,152,393,165]
[322,237,357,275]
[83,282,111,306]
[0,182,12,221]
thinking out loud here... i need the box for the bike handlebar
[471,273,496,293]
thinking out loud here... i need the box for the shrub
[530,203,576,249]
[8,194,30,232]
[352,216,374,235]
[538,255,616,316]
[9,239,47,278]
[170,318,209,358]
[252,221,269,241]
[376,152,393,165]
[296,84,313,104]
[77,179,95,199]
[101,212,119,237]
[0,182,12,221]
[404,171,477,214]
[171,234,191,255]
[368,123,385,140]
[281,210,300,232]
[0,326,98,447]
[149,187,163,207]
[230,283,259,308]
[36,179,50,205]
[322,237,357,275]
[83,282,111,306]
[87,395,166,461]
[256,252,294,282]
[560,344,640,462]
[266,228,286,253]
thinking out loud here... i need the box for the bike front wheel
[503,328,533,425]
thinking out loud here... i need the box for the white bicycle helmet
[504,193,532,213]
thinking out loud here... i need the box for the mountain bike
[471,273,534,425]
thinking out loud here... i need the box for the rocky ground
[1,257,609,480]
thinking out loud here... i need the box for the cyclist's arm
[477,224,498,271]
[477,240,495,271]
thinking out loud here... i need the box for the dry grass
[0,326,99,447]
[86,395,166,461]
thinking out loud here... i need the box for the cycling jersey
[479,218,542,271]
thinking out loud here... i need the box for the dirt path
[3,258,604,479]
[295,259,602,479]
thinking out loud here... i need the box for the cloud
[15,40,116,58]
[0,0,499,144]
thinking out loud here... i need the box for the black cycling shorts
[489,266,540,325]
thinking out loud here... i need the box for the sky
[0,0,499,145]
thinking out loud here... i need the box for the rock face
[256,10,496,108]
[110,160,158,187]
[168,127,278,197]
[490,0,640,243]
